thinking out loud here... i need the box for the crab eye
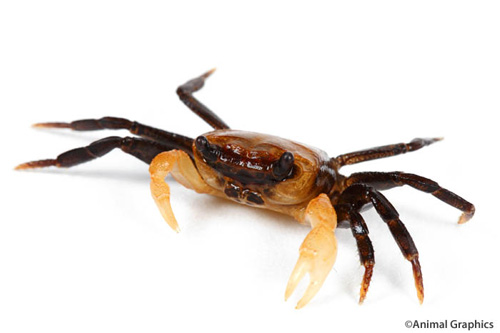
[195,136,218,162]
[272,151,294,180]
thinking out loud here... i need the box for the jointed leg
[34,117,194,157]
[149,150,217,232]
[335,205,374,304]
[16,136,171,170]
[176,69,230,130]
[345,171,475,224]
[339,184,424,304]
[335,137,442,167]
[285,194,338,309]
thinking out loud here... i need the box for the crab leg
[344,171,475,224]
[177,69,230,130]
[32,117,194,157]
[334,204,377,304]
[16,136,171,170]
[340,184,424,304]
[346,210,374,303]
[335,137,442,167]
[285,194,338,309]
[149,150,217,232]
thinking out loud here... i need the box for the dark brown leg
[16,136,171,170]
[334,138,442,167]
[176,69,230,130]
[33,117,194,157]
[344,171,475,224]
[336,205,374,304]
[339,183,424,304]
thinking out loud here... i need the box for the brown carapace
[16,70,475,309]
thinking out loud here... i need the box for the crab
[16,69,475,309]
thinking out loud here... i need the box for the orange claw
[149,150,217,232]
[150,178,180,233]
[285,223,338,309]
[285,194,338,309]
[149,151,182,233]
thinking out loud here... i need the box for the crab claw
[149,150,217,233]
[285,223,338,309]
[150,179,180,233]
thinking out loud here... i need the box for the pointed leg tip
[410,257,424,305]
[14,163,27,170]
[458,208,475,224]
[417,285,424,304]
[358,262,373,305]
[457,215,469,224]
[358,284,369,305]
[416,278,424,304]
[32,122,70,129]
[203,68,216,78]
[32,122,50,128]
[31,122,54,128]
[14,159,57,170]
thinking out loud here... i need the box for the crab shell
[192,130,338,221]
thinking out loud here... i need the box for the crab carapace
[16,69,475,309]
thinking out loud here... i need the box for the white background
[1,1,499,332]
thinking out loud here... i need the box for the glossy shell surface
[193,130,336,212]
